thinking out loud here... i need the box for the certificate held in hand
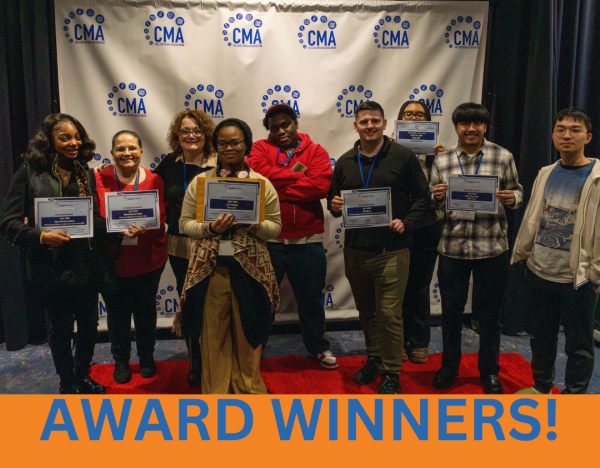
[197,178,266,225]
[341,187,392,229]
[395,120,439,155]
[35,197,93,238]
[105,190,160,232]
[447,175,499,213]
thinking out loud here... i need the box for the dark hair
[212,118,253,155]
[451,102,490,126]
[355,101,385,120]
[111,130,143,149]
[397,100,431,121]
[554,107,592,133]
[167,109,215,158]
[262,106,298,130]
[23,113,96,172]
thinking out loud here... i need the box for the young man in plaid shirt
[430,102,523,394]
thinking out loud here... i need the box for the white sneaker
[315,350,338,370]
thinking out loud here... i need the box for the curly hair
[167,110,215,159]
[23,113,96,173]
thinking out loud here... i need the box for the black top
[153,154,214,236]
[327,137,434,251]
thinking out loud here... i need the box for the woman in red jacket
[95,130,168,384]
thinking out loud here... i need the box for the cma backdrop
[54,0,488,328]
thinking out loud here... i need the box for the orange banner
[0,395,596,466]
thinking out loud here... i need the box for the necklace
[56,166,72,186]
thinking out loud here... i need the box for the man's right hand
[330,195,344,213]
[433,183,448,201]
[41,231,71,247]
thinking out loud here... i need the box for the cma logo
[150,154,167,170]
[223,14,263,47]
[373,15,410,49]
[321,284,335,308]
[445,16,481,49]
[107,83,148,117]
[298,15,337,49]
[144,11,185,46]
[155,286,178,316]
[63,8,105,44]
[184,84,225,119]
[261,86,301,115]
[336,85,373,118]
[408,84,444,116]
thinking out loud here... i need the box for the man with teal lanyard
[327,101,433,394]
[430,102,523,393]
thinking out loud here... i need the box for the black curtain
[485,0,600,334]
[0,0,57,349]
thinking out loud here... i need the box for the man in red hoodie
[248,103,337,369]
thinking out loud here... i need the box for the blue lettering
[242,29,252,44]
[83,24,94,41]
[325,293,333,307]
[420,98,442,115]
[254,30,262,44]
[194,99,202,110]
[348,399,382,440]
[473,30,479,46]
[41,399,78,440]
[272,100,300,116]
[96,25,104,41]
[165,299,179,313]
[317,30,326,46]
[218,399,253,440]
[118,98,126,113]
[164,27,175,42]
[329,399,338,440]
[463,30,472,45]
[391,30,401,45]
[99,300,106,316]
[474,399,505,440]
[134,399,173,440]
[204,100,215,115]
[233,28,241,44]
[346,99,363,115]
[74,24,83,40]
[179,399,210,440]
[401,31,409,46]
[272,399,322,441]
[393,399,429,440]
[308,30,316,46]
[215,100,223,115]
[509,399,541,441]
[126,98,136,113]
[439,399,467,441]
[81,399,132,441]
[138,99,146,114]
[154,26,162,42]
[454,30,461,45]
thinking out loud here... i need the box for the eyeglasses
[113,146,140,154]
[402,111,427,119]
[554,127,585,137]
[216,139,244,150]
[179,128,203,137]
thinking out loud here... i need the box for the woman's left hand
[434,144,444,156]
[122,224,147,238]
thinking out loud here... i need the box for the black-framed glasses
[403,111,427,119]
[179,128,203,137]
[216,139,244,150]
[554,128,585,137]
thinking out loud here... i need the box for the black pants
[437,252,508,377]
[402,246,438,350]
[104,263,165,363]
[43,286,99,384]
[526,270,597,394]
[268,242,329,356]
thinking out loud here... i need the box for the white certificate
[341,188,392,229]
[395,120,439,155]
[105,190,160,232]
[35,197,93,238]
[204,179,261,224]
[447,175,499,212]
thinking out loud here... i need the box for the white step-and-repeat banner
[54,0,487,327]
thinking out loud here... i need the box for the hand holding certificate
[35,197,93,238]
[197,178,265,225]
[447,175,499,213]
[105,190,160,232]
[341,188,392,228]
[395,120,439,155]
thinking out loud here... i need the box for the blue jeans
[267,242,329,356]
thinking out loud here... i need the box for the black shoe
[78,375,106,394]
[433,367,458,390]
[353,355,381,385]
[379,374,401,394]
[59,381,82,394]
[113,361,131,384]
[140,358,157,379]
[480,375,504,394]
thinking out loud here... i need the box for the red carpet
[90,352,559,394]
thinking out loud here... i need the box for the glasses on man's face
[216,139,244,150]
[403,111,427,119]
[113,146,140,155]
[554,127,585,138]
[179,128,203,137]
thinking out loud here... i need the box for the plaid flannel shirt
[430,139,523,259]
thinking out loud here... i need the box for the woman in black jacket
[0,113,111,394]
